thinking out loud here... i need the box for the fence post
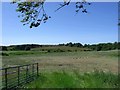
[5,68,7,90]
[37,63,39,76]
[26,65,28,83]
[32,64,34,80]
[18,66,20,86]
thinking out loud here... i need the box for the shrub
[47,50,51,52]
[1,52,9,56]
[68,50,72,52]
[2,46,8,51]
[25,46,31,51]
[56,49,64,52]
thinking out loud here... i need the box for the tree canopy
[11,0,91,28]
[1,42,119,51]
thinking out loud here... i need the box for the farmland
[1,46,119,88]
[2,1,119,88]
[1,49,118,73]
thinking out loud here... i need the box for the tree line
[59,42,119,51]
[84,42,119,51]
[0,42,119,51]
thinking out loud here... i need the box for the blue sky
[2,2,118,46]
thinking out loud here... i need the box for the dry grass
[2,50,118,74]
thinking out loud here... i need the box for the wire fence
[0,63,39,90]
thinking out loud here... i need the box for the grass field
[2,50,118,73]
[1,49,119,88]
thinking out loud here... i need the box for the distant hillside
[0,42,119,52]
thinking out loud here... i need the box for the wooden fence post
[37,63,39,76]
[26,65,28,83]
[5,68,7,90]
[18,67,20,86]
[32,64,34,80]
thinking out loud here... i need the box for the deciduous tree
[11,0,91,28]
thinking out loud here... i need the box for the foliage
[25,46,31,51]
[11,0,91,28]
[60,42,119,51]
[8,44,40,51]
[1,46,8,51]
[0,52,9,56]
[61,42,83,47]
[1,42,119,51]
[85,42,119,51]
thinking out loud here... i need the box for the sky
[1,2,118,46]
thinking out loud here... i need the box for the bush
[1,52,9,56]
[75,50,77,52]
[42,49,44,51]
[47,50,51,52]
[25,46,31,51]
[56,49,64,52]
[2,46,8,51]
[68,50,72,52]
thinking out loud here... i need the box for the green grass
[2,51,47,56]
[26,70,119,88]
[1,50,119,88]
